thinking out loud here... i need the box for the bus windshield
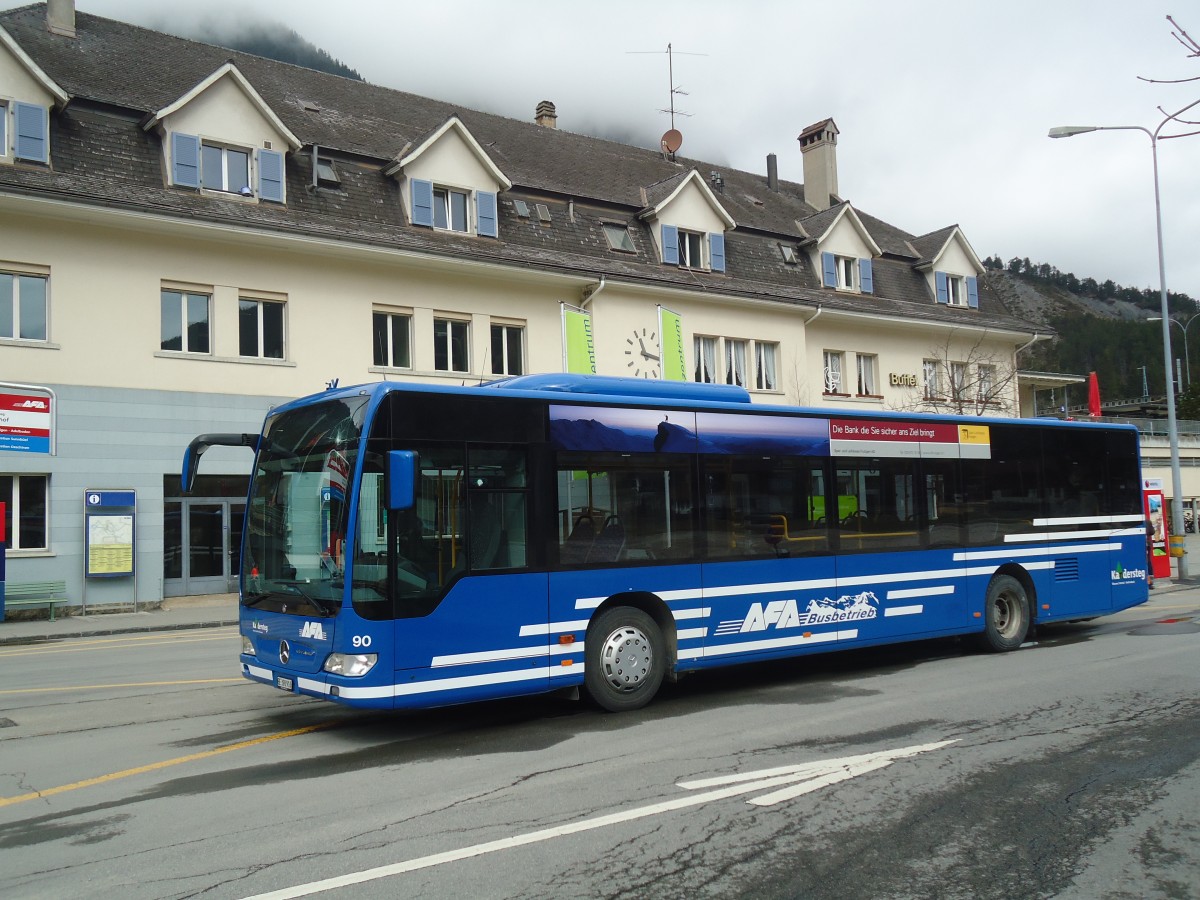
[242,395,369,616]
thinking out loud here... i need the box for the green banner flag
[659,306,686,381]
[562,304,596,374]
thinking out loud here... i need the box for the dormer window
[661,225,726,272]
[935,272,980,308]
[169,132,286,203]
[410,179,498,238]
[202,142,251,194]
[821,251,874,294]
[434,186,469,232]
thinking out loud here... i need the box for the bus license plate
[276,675,294,692]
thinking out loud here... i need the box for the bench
[4,580,69,621]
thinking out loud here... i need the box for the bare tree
[1138,16,1200,138]
[888,330,1019,416]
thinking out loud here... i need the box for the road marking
[0,677,242,695]
[0,722,334,809]
[0,632,234,657]
[240,740,958,900]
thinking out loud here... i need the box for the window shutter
[14,102,48,163]
[821,251,836,287]
[935,271,949,304]
[709,232,725,272]
[859,258,874,294]
[171,132,201,188]
[477,190,498,237]
[411,178,434,227]
[967,275,980,309]
[257,148,285,203]
[662,224,679,265]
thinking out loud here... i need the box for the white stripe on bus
[884,605,923,617]
[518,620,589,637]
[678,629,856,661]
[1004,527,1144,543]
[1033,514,1144,526]
[886,585,953,600]
[954,543,1119,561]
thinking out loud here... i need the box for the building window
[434,317,469,372]
[0,102,6,158]
[201,142,251,194]
[434,187,469,232]
[694,336,717,383]
[978,364,996,402]
[160,289,210,353]
[316,157,340,187]
[950,362,968,399]
[823,350,845,394]
[946,275,966,307]
[239,298,285,359]
[1,473,48,551]
[491,323,524,376]
[725,338,747,387]
[680,230,705,269]
[856,353,878,396]
[923,359,941,399]
[1,271,48,342]
[372,311,411,368]
[603,223,635,252]
[755,342,778,391]
[836,256,858,291]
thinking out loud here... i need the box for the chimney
[798,118,839,211]
[47,0,76,37]
[535,100,557,129]
[766,153,778,192]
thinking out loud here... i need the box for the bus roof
[273,376,1140,434]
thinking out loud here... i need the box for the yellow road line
[0,722,334,808]
[0,677,242,695]
[0,633,234,657]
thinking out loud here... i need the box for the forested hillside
[984,257,1197,405]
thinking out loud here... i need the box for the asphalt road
[1,590,1197,900]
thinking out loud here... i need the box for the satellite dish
[661,129,683,154]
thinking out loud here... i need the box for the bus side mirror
[182,433,259,494]
[387,450,417,510]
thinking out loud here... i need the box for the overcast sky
[15,0,1200,300]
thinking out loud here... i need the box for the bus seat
[587,515,626,563]
[560,514,596,564]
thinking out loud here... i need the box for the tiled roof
[0,3,1043,335]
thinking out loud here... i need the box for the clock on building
[625,326,660,378]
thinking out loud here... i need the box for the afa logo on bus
[717,592,880,635]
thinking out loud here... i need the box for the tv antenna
[628,43,707,151]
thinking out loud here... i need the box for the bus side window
[703,457,828,559]
[467,446,528,571]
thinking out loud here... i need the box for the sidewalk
[0,593,239,645]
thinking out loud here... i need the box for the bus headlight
[323,653,377,677]
[242,636,256,657]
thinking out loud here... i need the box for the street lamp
[1148,314,1200,389]
[1050,103,1200,580]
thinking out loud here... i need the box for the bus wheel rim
[995,591,1019,639]
[600,625,653,692]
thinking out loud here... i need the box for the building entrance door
[164,497,246,597]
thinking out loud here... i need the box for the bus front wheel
[586,607,665,712]
[978,574,1030,652]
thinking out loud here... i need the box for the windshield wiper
[273,581,338,617]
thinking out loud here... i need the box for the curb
[0,616,239,647]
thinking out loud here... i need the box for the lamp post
[1148,314,1200,389]
[1050,102,1200,580]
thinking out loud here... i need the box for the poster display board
[1142,478,1170,581]
[84,490,136,578]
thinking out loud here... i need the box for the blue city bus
[183,374,1149,712]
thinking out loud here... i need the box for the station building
[0,1,1049,606]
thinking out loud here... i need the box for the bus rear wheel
[586,607,665,712]
[978,574,1030,652]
